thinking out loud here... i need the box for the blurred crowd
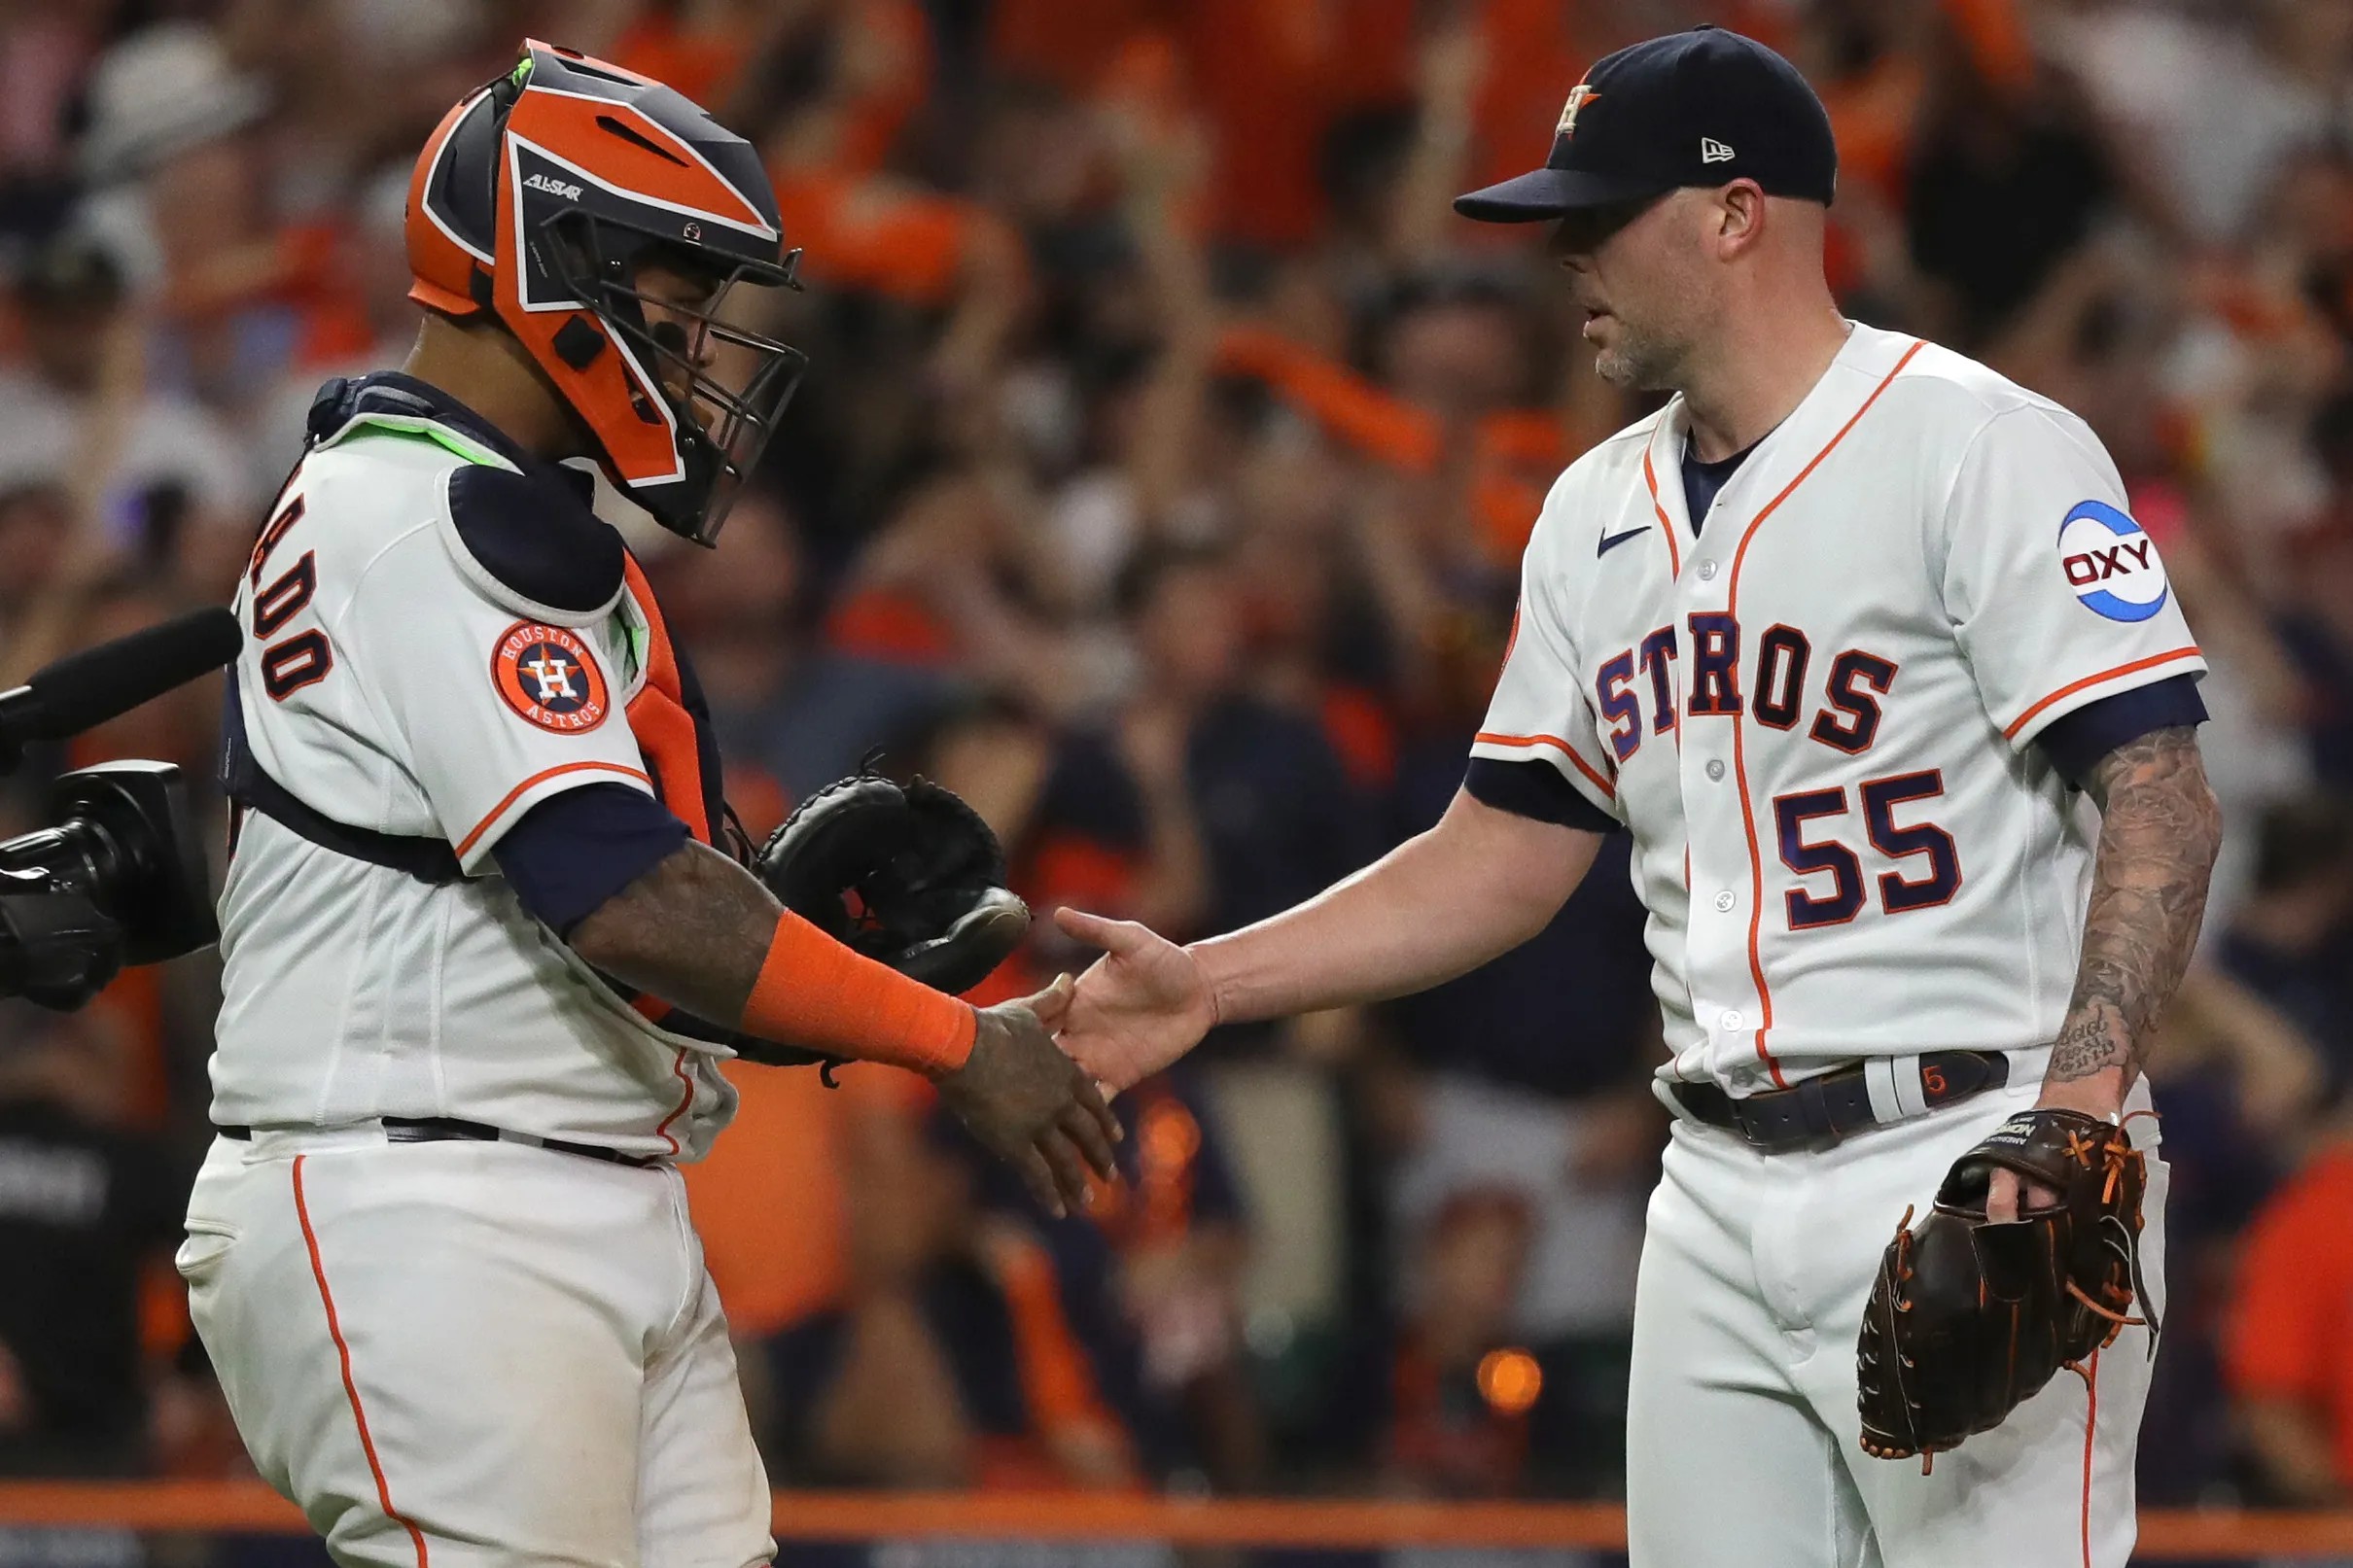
[11,0,2353,1544]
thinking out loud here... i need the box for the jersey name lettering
[247,488,334,701]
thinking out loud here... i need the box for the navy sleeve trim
[2032,674,2208,789]
[494,782,689,937]
[447,464,626,616]
[1463,757,1621,833]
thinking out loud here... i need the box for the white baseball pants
[1625,1077,2166,1568]
[179,1131,774,1568]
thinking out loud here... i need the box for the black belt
[215,1115,663,1168]
[1665,1051,2009,1154]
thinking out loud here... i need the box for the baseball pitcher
[1051,27,2217,1568]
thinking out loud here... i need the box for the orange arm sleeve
[739,910,977,1076]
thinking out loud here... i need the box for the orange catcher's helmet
[406,41,805,544]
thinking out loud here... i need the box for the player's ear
[1713,180,1768,258]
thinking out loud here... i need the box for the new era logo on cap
[1701,137,1736,163]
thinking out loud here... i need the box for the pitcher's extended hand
[1051,908,1219,1095]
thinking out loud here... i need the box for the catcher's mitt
[1856,1108,2159,1472]
[753,767,1029,999]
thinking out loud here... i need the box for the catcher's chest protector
[608,555,740,1032]
[615,554,727,851]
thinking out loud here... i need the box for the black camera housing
[0,761,216,1009]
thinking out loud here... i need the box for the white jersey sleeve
[334,524,653,872]
[1937,402,2204,750]
[1469,483,1625,823]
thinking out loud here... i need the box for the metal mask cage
[534,204,809,544]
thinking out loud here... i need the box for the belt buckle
[1730,1096,1796,1153]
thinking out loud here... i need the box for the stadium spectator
[2227,1115,2353,1503]
[761,1105,1135,1490]
[1374,1188,1548,1498]
[957,1069,1262,1489]
[0,232,253,605]
[655,489,965,807]
[2217,798,2353,1091]
[0,1000,186,1477]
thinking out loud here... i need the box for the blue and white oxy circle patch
[2056,500,2169,622]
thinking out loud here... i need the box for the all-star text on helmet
[406,40,807,544]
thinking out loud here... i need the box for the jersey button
[1697,560,1718,581]
[1713,889,1737,912]
[1704,759,1725,782]
[1722,1009,1746,1031]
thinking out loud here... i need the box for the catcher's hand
[1856,1109,2159,1472]
[737,769,1029,1068]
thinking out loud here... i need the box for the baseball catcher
[181,41,1115,1568]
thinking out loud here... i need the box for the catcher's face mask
[534,213,808,544]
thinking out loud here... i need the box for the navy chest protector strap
[221,666,464,885]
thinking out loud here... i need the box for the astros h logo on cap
[1556,84,1600,139]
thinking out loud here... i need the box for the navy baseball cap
[1456,26,1836,223]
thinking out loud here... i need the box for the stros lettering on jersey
[1472,323,2204,1096]
[212,375,738,1158]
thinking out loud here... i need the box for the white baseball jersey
[1474,321,2203,1096]
[211,400,737,1159]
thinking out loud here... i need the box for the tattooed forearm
[2046,726,2223,1098]
[569,838,783,1024]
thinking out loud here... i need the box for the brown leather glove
[1856,1108,2159,1472]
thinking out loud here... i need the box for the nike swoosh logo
[1597,526,1649,557]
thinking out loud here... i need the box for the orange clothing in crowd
[824,583,957,664]
[1815,49,1921,214]
[1214,322,1563,563]
[1470,409,1566,560]
[770,167,1003,307]
[987,0,1165,95]
[1464,0,1598,198]
[617,0,931,171]
[278,221,377,368]
[993,0,1412,248]
[978,1223,1137,1487]
[607,12,757,120]
[1178,0,1414,247]
[1216,324,1441,470]
[831,0,936,174]
[2227,1144,2353,1488]
[684,1062,930,1339]
[1944,0,2034,94]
